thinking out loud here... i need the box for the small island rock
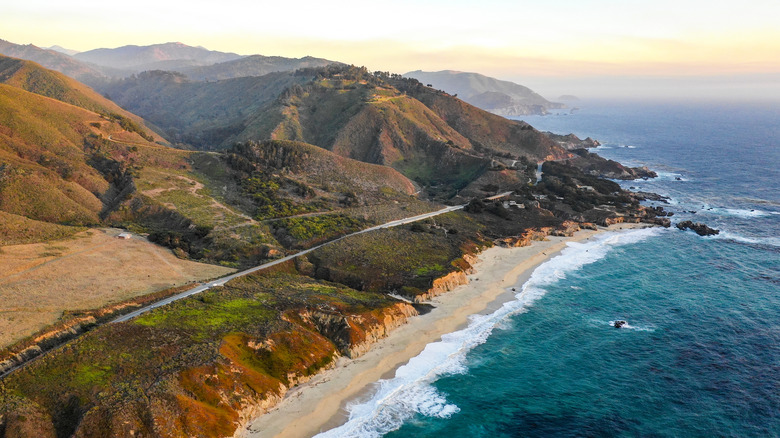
[676,220,719,236]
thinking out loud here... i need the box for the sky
[4,0,780,100]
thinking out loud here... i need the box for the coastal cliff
[0,283,419,437]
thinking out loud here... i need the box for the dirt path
[141,171,258,228]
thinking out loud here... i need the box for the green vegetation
[242,173,318,219]
[104,113,154,142]
[0,268,402,436]
[274,214,365,248]
[308,212,489,294]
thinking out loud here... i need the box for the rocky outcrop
[545,132,601,150]
[302,303,418,357]
[549,220,581,237]
[676,220,719,236]
[633,191,670,203]
[413,271,470,303]
[566,149,657,180]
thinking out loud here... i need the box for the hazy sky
[4,0,780,99]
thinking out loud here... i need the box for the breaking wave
[315,227,663,438]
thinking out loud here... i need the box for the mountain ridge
[404,69,563,116]
[73,42,243,72]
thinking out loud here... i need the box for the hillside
[74,42,243,72]
[178,54,339,81]
[0,39,110,86]
[404,70,563,116]
[45,45,79,56]
[0,48,674,438]
[0,83,148,226]
[0,55,164,141]
[102,65,569,198]
[242,67,570,196]
[100,70,312,147]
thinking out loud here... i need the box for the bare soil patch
[0,229,234,347]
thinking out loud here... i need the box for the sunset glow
[3,0,779,98]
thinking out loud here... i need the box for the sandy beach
[244,223,649,438]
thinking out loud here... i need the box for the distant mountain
[2,40,338,87]
[404,70,563,116]
[0,39,110,85]
[179,54,339,81]
[74,42,243,72]
[46,45,80,56]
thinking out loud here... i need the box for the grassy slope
[0,84,114,225]
[0,55,165,144]
[0,39,109,86]
[99,70,310,148]
[238,76,491,193]
[392,77,568,160]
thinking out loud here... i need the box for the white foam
[715,231,780,247]
[698,205,770,218]
[315,227,663,438]
[655,171,688,181]
[607,320,656,332]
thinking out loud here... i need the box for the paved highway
[113,193,512,323]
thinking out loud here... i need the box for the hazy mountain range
[404,70,564,116]
[0,40,560,117]
[0,40,336,85]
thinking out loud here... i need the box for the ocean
[316,100,780,437]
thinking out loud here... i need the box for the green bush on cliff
[276,214,365,243]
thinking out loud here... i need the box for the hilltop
[404,70,563,116]
[178,54,338,81]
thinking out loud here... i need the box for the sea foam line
[314,227,663,438]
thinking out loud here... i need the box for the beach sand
[244,223,649,438]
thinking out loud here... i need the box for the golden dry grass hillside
[0,228,234,347]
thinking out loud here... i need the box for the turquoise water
[318,101,780,437]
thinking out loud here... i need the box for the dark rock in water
[634,191,670,203]
[614,320,627,328]
[653,217,672,227]
[676,220,720,236]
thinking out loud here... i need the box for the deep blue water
[318,100,780,437]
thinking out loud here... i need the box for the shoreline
[244,223,650,438]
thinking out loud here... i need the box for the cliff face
[413,271,470,303]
